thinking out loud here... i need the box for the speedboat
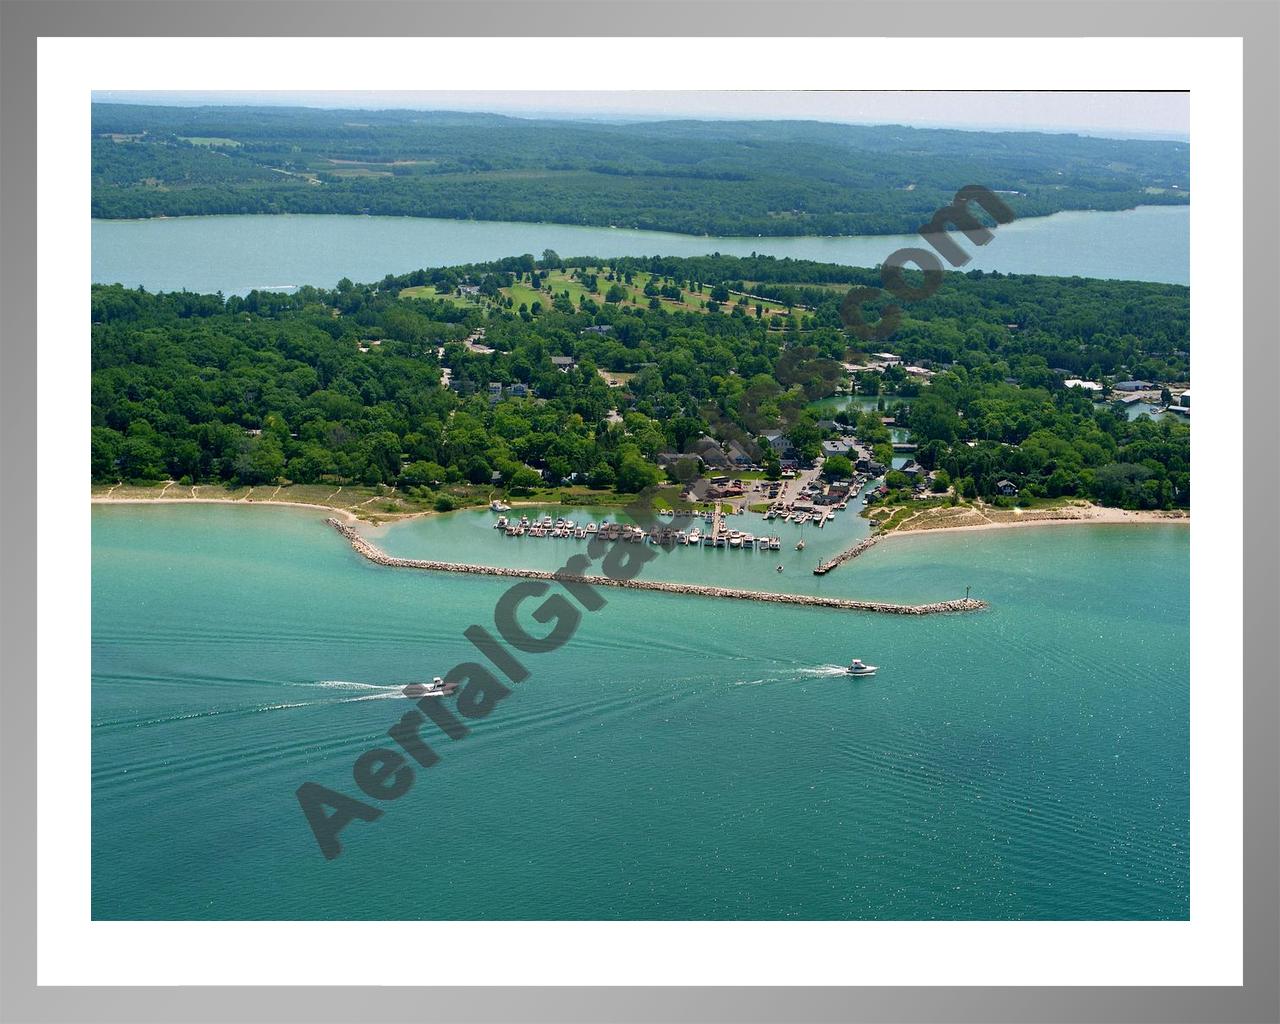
[408,676,459,698]
[846,659,878,677]
[796,539,806,551]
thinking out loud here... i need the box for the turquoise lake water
[92,504,1189,920]
[91,204,1189,295]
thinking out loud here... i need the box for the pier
[813,533,883,575]
[327,519,987,616]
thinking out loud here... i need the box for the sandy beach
[91,491,1189,537]
[91,494,364,522]
[882,501,1189,537]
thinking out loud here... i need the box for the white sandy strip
[89,496,361,522]
[889,504,1189,537]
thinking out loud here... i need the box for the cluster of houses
[655,436,758,475]
[812,425,888,477]
[845,352,936,381]
[1063,374,1189,406]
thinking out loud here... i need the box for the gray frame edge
[0,1,1275,1022]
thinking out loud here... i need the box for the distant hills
[91,103,1190,237]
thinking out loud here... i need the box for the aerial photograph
[90,90,1190,921]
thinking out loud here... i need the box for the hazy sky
[95,91,1190,141]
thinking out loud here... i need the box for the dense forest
[91,253,1189,509]
[91,104,1189,237]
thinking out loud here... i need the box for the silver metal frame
[1,2,1275,1020]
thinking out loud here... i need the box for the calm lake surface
[92,504,1189,920]
[92,205,1189,295]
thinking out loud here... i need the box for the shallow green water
[92,204,1189,295]
[92,504,1188,920]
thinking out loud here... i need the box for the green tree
[822,455,854,480]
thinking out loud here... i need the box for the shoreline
[91,494,1190,537]
[90,495,364,522]
[879,503,1188,538]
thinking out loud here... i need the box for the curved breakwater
[328,519,988,615]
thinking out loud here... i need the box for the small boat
[585,522,598,534]
[490,499,511,513]
[494,515,508,529]
[408,675,459,698]
[776,564,784,572]
[846,659,878,678]
[796,539,806,551]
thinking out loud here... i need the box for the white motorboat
[408,675,459,698]
[490,499,511,513]
[846,659,878,677]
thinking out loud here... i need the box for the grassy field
[398,284,481,309]
[397,267,802,325]
[499,268,797,320]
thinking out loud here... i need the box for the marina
[492,509,785,552]
[328,518,988,615]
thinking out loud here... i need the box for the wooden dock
[327,519,987,616]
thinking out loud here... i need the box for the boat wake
[297,680,415,702]
[731,664,851,687]
[796,664,855,678]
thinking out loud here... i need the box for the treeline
[393,252,1191,382]
[900,371,1190,508]
[91,253,1189,510]
[90,104,1189,237]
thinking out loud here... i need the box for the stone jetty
[813,533,883,575]
[328,519,987,616]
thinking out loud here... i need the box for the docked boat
[846,659,878,677]
[494,515,508,529]
[490,499,511,513]
[585,522,598,534]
